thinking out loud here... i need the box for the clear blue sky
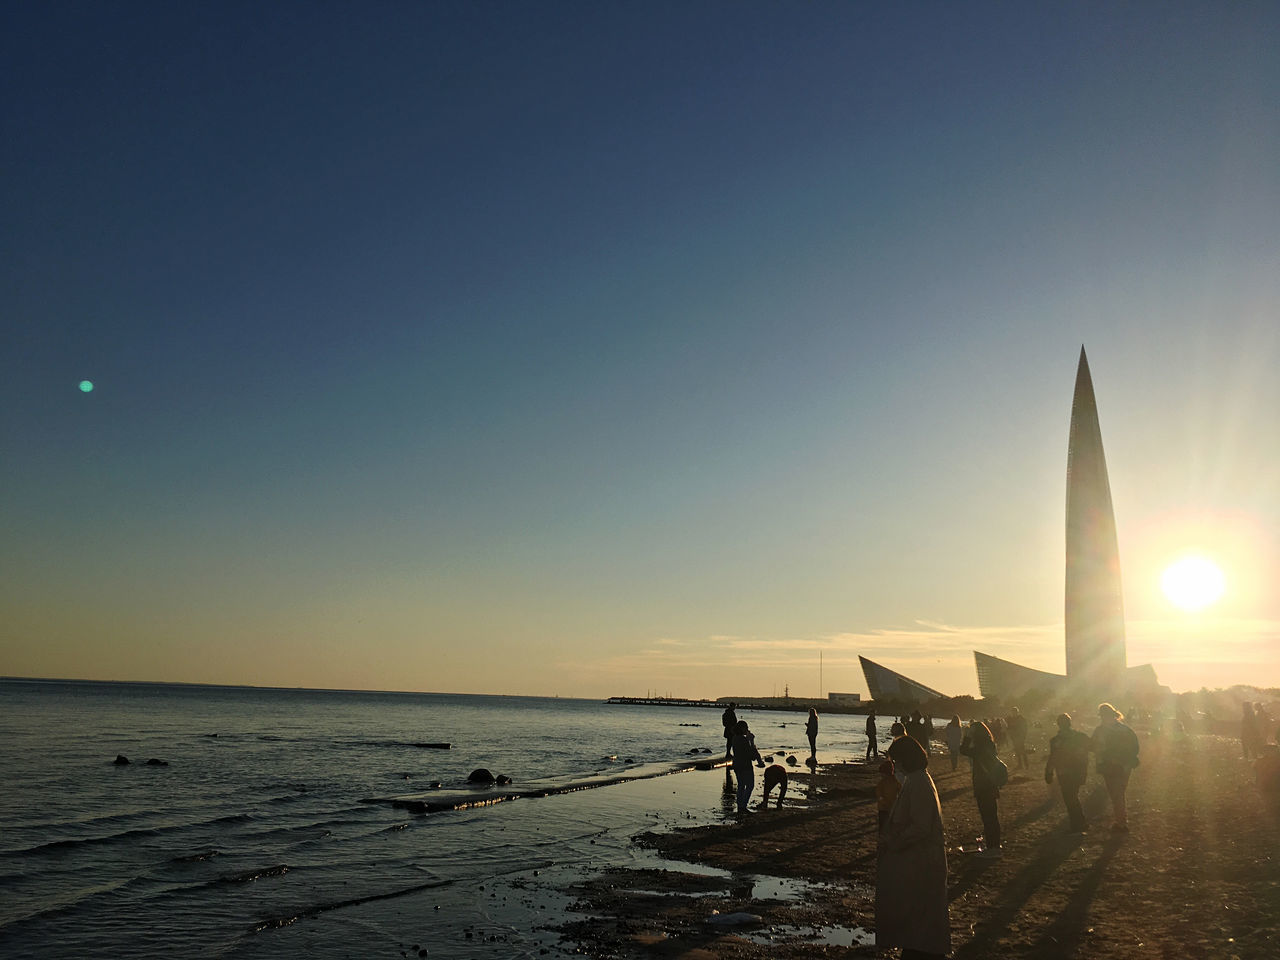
[3,2,1277,697]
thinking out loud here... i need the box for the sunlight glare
[1160,555,1226,612]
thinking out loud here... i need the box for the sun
[1160,555,1226,612]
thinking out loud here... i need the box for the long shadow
[952,827,1125,959]
[1026,834,1123,956]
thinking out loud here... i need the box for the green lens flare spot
[79,380,95,392]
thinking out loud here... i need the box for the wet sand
[558,731,1280,958]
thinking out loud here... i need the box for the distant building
[827,691,862,705]
[859,656,944,704]
[974,652,1066,700]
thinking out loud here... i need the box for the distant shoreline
[605,694,872,715]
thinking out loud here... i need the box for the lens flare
[79,380,94,393]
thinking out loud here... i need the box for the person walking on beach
[806,708,819,758]
[959,720,1005,857]
[1008,707,1029,770]
[729,719,763,815]
[1044,713,1090,833]
[865,711,879,759]
[876,734,950,959]
[722,703,738,758]
[1091,702,1139,832]
[945,715,963,772]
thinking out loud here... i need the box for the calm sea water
[0,680,878,958]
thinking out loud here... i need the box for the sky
[2,2,1278,699]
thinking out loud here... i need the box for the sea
[0,679,880,958]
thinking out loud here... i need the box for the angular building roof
[859,655,945,703]
[974,651,1162,703]
[974,651,1067,700]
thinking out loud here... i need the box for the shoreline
[556,730,1280,958]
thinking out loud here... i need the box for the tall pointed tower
[1064,346,1127,693]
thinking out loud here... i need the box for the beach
[558,728,1280,959]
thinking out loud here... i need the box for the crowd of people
[874,702,1144,959]
[715,696,1277,959]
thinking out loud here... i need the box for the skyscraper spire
[1064,346,1127,693]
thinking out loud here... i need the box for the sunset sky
[3,3,1277,698]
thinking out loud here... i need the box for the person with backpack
[1045,713,1091,833]
[1091,702,1140,832]
[959,720,1006,858]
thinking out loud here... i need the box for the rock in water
[495,775,512,786]
[704,911,763,928]
[113,755,130,765]
[467,769,495,785]
[145,758,169,766]
[786,755,798,766]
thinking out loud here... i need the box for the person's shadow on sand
[951,824,1125,959]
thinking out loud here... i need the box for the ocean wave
[168,849,220,864]
[354,739,452,749]
[362,757,724,814]
[249,876,455,932]
[4,814,253,858]
[216,863,290,884]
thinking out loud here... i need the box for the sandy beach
[557,727,1280,959]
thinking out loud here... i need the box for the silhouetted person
[887,722,912,781]
[991,715,1007,749]
[722,703,738,758]
[959,720,1003,857]
[728,719,762,815]
[1242,701,1261,760]
[908,710,925,748]
[806,707,819,758]
[762,763,788,809]
[876,734,950,959]
[945,715,963,772]
[1045,713,1090,832]
[865,711,880,759]
[1091,702,1140,832]
[1258,702,1276,743]
[1008,707,1029,770]
[1255,725,1280,814]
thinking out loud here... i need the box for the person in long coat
[876,734,950,959]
